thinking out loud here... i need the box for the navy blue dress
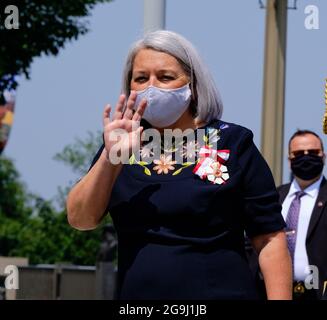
[90,119,286,300]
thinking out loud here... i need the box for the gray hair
[121,30,223,123]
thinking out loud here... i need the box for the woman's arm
[66,92,147,230]
[251,230,292,300]
[66,149,122,230]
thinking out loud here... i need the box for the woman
[67,30,292,300]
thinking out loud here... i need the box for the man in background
[278,129,327,300]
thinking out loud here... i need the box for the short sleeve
[238,130,286,238]
[88,143,105,172]
[86,143,110,218]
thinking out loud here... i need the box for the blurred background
[0,0,326,299]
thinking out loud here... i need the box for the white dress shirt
[281,176,323,281]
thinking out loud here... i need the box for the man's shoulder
[277,176,327,196]
[319,176,327,189]
[277,183,291,197]
[317,176,327,198]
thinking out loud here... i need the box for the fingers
[113,91,145,122]
[113,94,126,120]
[136,126,144,135]
[132,98,147,122]
[103,104,111,127]
[123,90,137,119]
[131,126,144,144]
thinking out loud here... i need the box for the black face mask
[290,154,324,180]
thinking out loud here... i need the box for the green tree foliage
[0,0,113,264]
[0,156,33,256]
[0,156,32,219]
[54,131,103,176]
[0,131,109,265]
[0,0,112,96]
[54,130,103,208]
[9,198,106,265]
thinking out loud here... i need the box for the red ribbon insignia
[193,147,230,184]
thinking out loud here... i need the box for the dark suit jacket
[246,176,327,299]
[278,177,327,299]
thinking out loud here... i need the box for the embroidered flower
[207,128,221,144]
[205,161,229,184]
[153,154,177,175]
[140,145,154,159]
[180,140,199,159]
[202,128,221,150]
[161,140,180,153]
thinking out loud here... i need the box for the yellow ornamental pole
[0,90,16,154]
[323,79,327,134]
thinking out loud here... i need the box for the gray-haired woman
[67,30,292,300]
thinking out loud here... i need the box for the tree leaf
[0,0,113,96]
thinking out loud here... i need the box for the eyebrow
[291,148,321,152]
[132,69,178,74]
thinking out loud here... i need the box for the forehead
[290,134,322,151]
[132,48,184,71]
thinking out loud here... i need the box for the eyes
[291,149,322,158]
[133,74,176,83]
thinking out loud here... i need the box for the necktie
[286,191,306,264]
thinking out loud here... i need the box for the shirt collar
[289,175,323,198]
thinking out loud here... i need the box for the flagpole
[261,0,288,186]
[144,0,166,34]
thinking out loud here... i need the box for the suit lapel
[278,184,291,204]
[307,177,327,240]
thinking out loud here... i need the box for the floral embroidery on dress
[207,128,221,144]
[129,153,151,175]
[140,145,154,158]
[180,140,199,159]
[153,154,177,175]
[128,124,230,181]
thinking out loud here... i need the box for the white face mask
[134,83,192,128]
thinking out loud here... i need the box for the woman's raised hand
[103,91,147,164]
